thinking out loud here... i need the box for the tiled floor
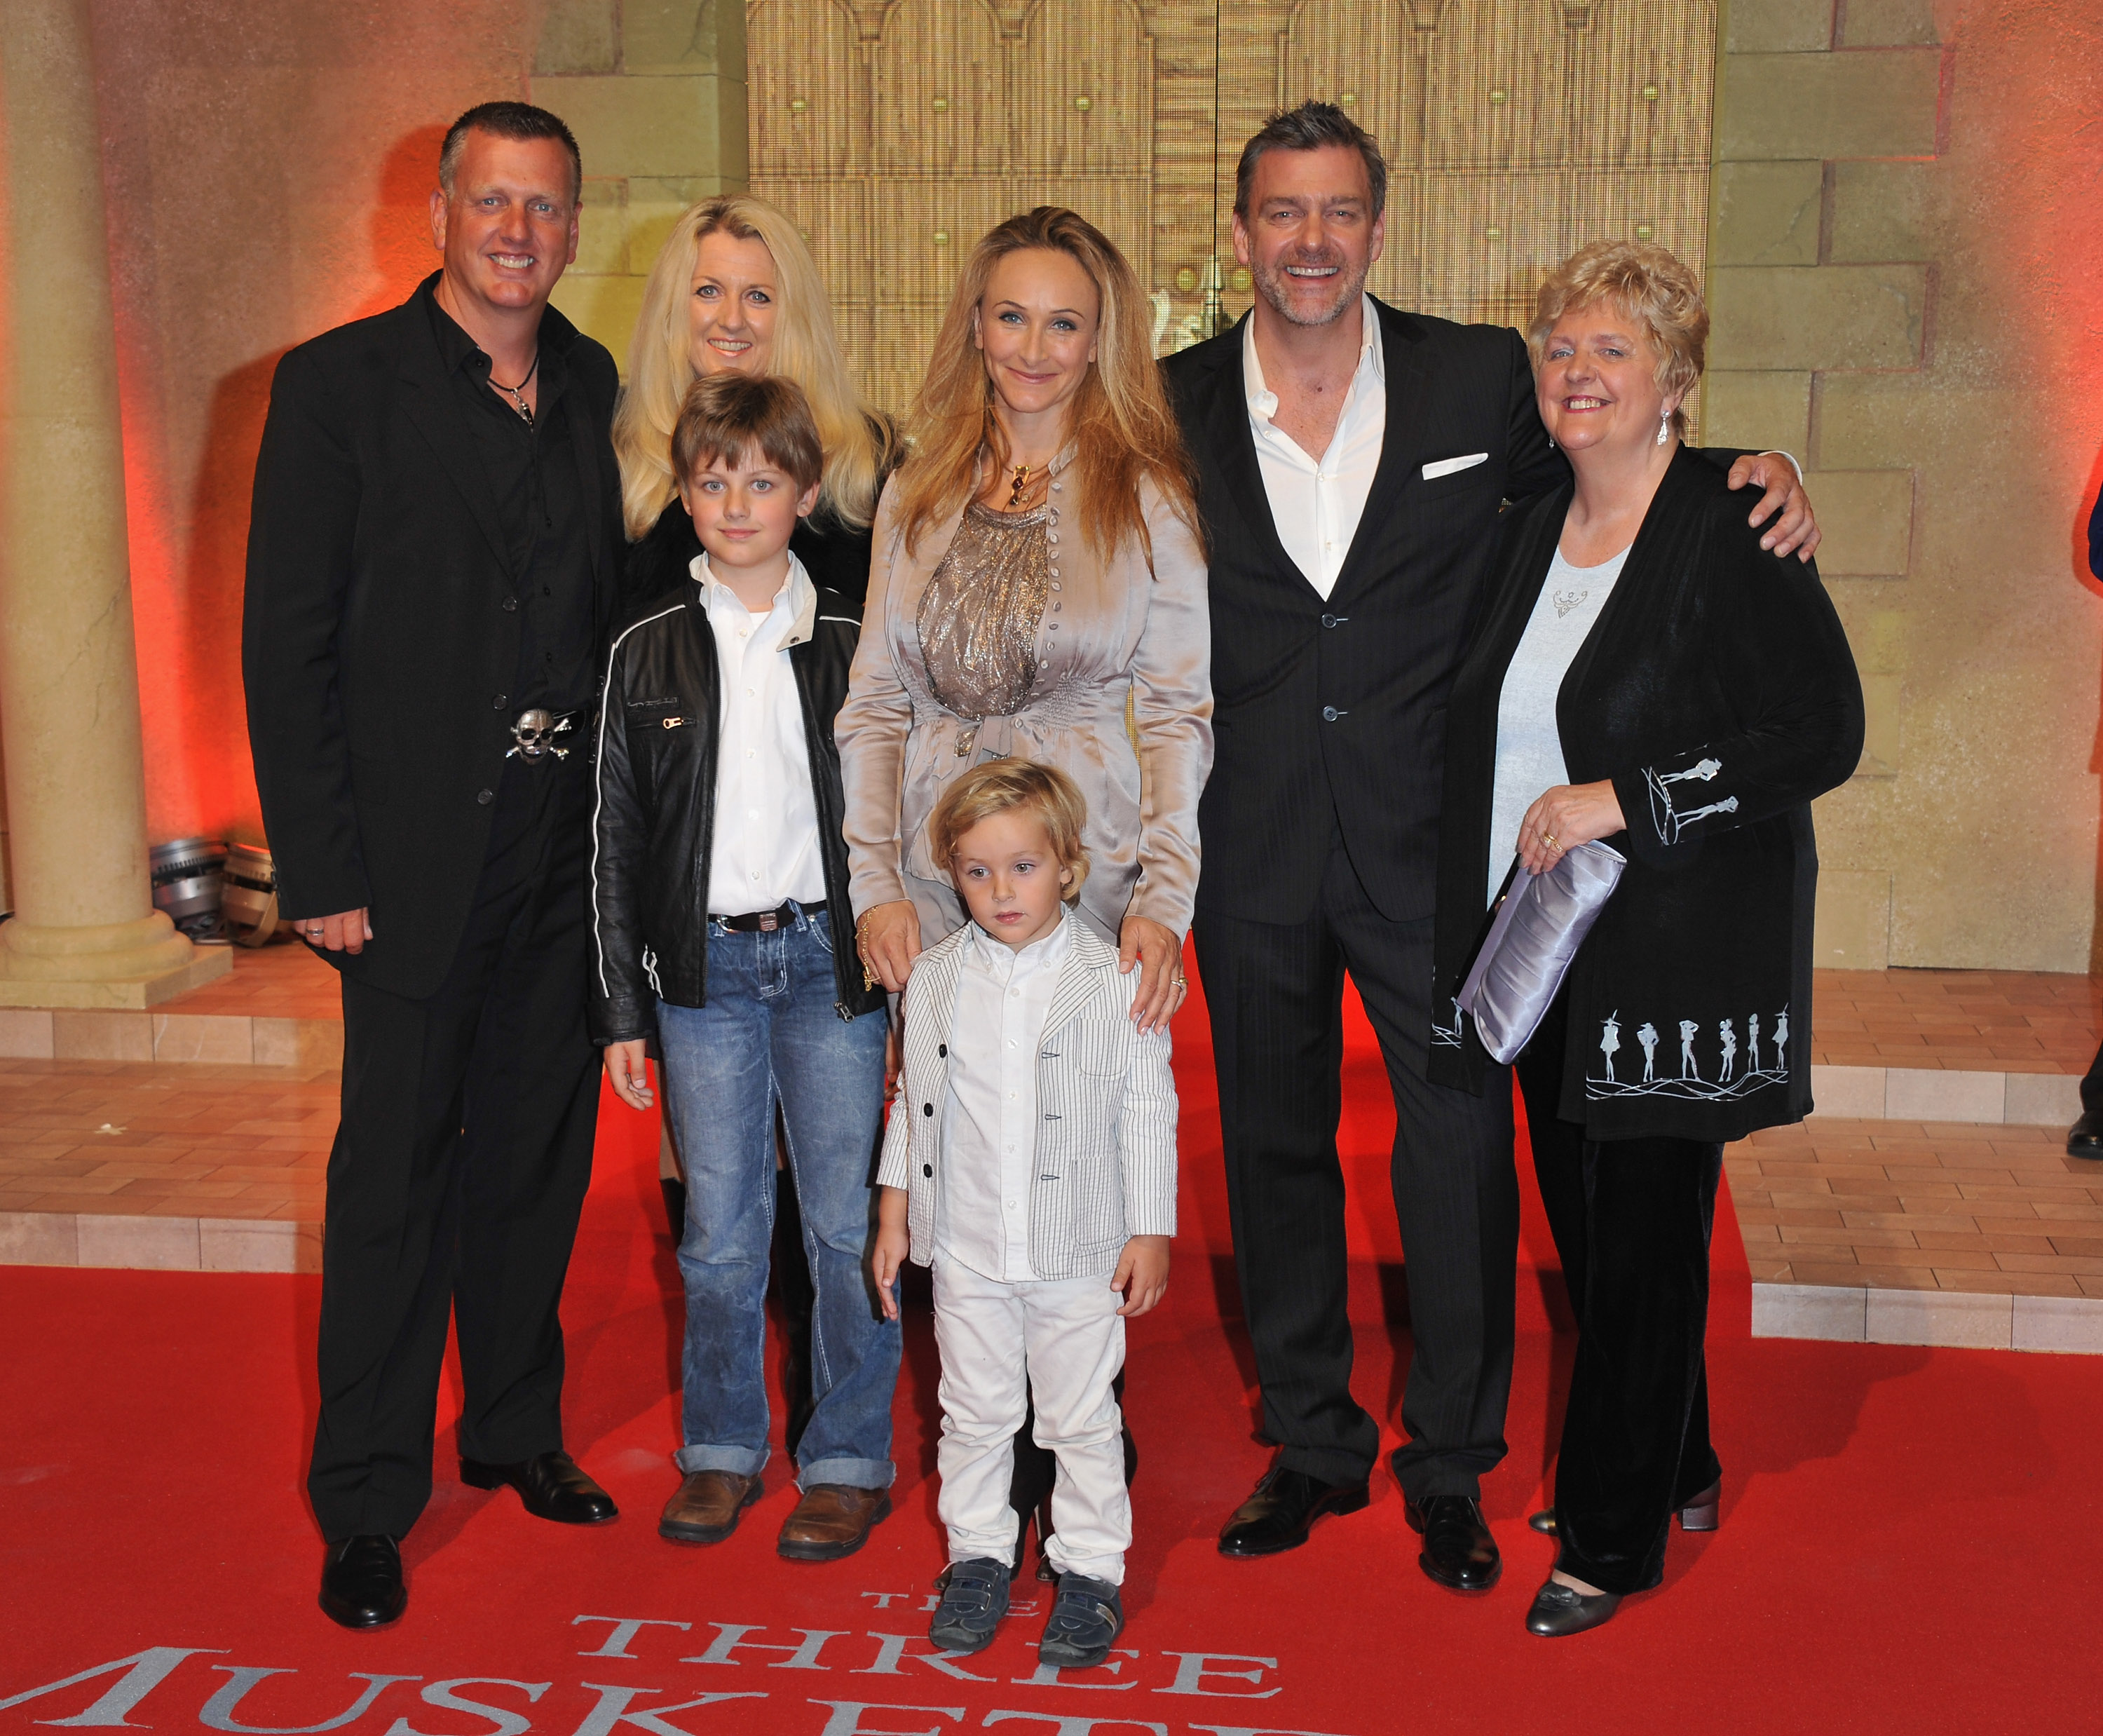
[6,963,2103,1321]
[1728,1117,2103,1298]
[1809,968,2102,1073]
[161,939,343,1021]
[0,1057,335,1220]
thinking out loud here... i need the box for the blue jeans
[657,908,898,1490]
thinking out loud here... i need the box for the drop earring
[1656,409,1671,447]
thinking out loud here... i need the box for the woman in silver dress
[838,205,1211,1033]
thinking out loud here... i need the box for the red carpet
[2,967,2098,1734]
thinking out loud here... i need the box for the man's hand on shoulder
[1725,452,1820,562]
[294,908,372,954]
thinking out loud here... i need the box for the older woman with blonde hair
[1429,240,1863,1636]
[840,205,1209,1031]
[615,193,895,602]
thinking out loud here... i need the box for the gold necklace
[1007,463,1034,508]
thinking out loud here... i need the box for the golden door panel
[749,0,1716,408]
[749,0,862,177]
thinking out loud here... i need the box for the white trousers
[931,1253,1131,1585]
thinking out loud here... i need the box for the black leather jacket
[588,579,883,1044]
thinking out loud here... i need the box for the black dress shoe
[1217,1464,1369,1557]
[1525,1578,1621,1637]
[1402,1492,1501,1592]
[461,1450,618,1524]
[320,1535,405,1629]
[2069,1110,2103,1158]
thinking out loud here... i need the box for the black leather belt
[506,706,594,763]
[713,900,824,933]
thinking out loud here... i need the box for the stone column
[0,0,226,1007]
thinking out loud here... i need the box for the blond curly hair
[1527,240,1708,439]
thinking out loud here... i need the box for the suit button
[1321,613,1338,628]
[476,788,494,805]
[492,693,509,710]
[1322,705,1340,721]
[923,1102,934,1117]
[922,1164,933,1178]
[501,596,519,612]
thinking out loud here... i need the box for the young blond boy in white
[873,758,1178,1669]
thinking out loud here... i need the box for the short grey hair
[1234,100,1388,218]
[438,101,582,203]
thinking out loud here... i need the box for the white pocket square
[1422,452,1490,480]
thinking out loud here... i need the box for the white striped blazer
[876,916,1178,1280]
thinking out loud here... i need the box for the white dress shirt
[691,550,826,916]
[1244,294,1387,601]
[936,911,1075,1283]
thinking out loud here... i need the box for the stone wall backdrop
[7,1,2100,971]
[1705,0,2103,970]
[60,0,742,855]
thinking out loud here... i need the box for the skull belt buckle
[507,708,573,763]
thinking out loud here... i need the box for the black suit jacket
[1165,300,1761,927]
[242,274,625,1000]
[1164,301,1567,925]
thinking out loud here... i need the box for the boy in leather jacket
[592,374,899,1561]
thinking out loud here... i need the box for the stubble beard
[1251,250,1370,328]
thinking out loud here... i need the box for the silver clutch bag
[1457,841,1627,1064]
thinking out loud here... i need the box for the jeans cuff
[675,1444,770,1477]
[796,1455,894,1491]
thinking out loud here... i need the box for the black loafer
[1038,1573,1124,1669]
[2069,1109,2103,1158]
[1525,1578,1621,1637]
[928,1557,1009,1655]
[1402,1490,1501,1592]
[1218,1464,1370,1557]
[320,1535,404,1629]
[461,1450,618,1524]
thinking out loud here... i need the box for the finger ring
[1541,834,1558,850]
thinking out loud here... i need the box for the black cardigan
[1428,447,1865,1143]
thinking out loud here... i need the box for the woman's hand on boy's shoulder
[1112,1234,1171,1318]
[1118,914,1188,1035]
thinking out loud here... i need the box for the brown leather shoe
[777,1483,892,1561]
[659,1470,762,1545]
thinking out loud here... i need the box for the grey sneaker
[1037,1573,1124,1669]
[927,1557,1009,1655]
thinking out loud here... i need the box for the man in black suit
[243,102,626,1629]
[1163,103,1818,1592]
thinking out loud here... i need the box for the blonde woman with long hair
[838,205,1211,1029]
[615,194,896,602]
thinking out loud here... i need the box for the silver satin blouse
[836,449,1213,946]
[914,499,1052,738]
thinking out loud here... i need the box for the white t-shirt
[1486,544,1631,907]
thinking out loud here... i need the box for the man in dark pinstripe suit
[1164,102,1816,1590]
